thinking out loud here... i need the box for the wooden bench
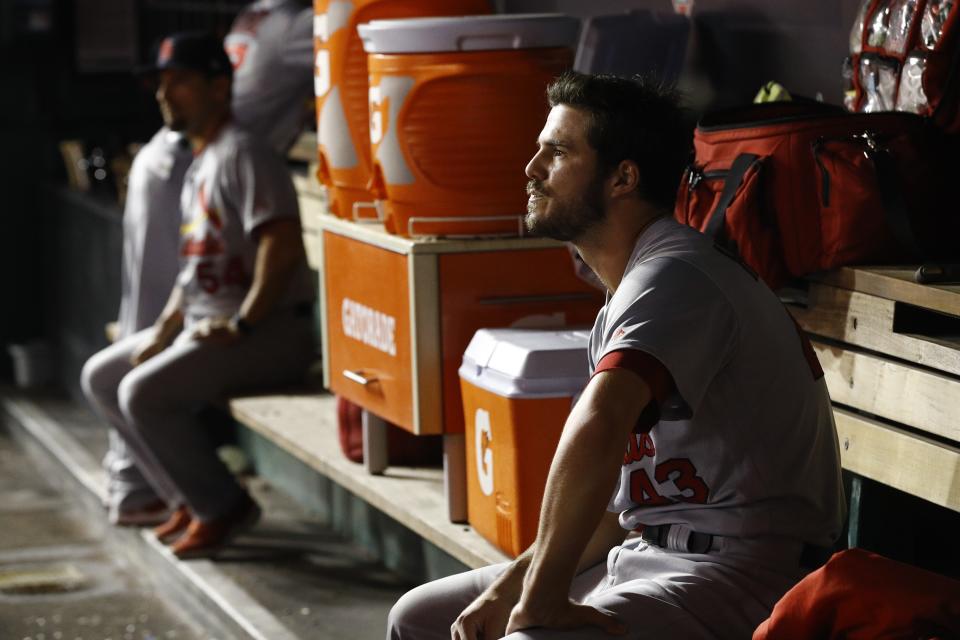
[789,266,960,515]
[225,265,960,582]
[228,391,510,570]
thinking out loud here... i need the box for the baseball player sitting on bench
[82,1,314,531]
[82,32,315,559]
[387,72,845,640]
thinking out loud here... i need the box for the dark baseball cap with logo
[138,32,233,78]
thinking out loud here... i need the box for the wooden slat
[292,169,327,202]
[791,284,960,376]
[302,228,322,270]
[318,211,563,255]
[816,266,960,317]
[295,176,327,271]
[410,253,443,435]
[287,131,317,165]
[296,183,327,232]
[814,341,960,443]
[229,392,510,569]
[834,407,960,512]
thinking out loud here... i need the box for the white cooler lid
[459,328,591,399]
[358,14,580,54]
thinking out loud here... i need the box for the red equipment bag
[847,0,960,134]
[674,101,956,289]
[753,548,960,640]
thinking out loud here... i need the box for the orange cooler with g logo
[358,14,580,237]
[459,328,590,557]
[313,0,490,220]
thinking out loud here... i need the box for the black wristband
[232,314,254,335]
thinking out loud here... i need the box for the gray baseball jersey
[177,121,314,319]
[590,217,845,547]
[116,127,192,339]
[226,0,314,154]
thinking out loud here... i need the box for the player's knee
[117,372,158,427]
[80,351,111,402]
[386,584,435,640]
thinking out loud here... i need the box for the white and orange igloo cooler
[357,14,580,237]
[459,328,590,556]
[312,0,490,220]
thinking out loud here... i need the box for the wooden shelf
[834,407,960,513]
[228,391,510,570]
[791,284,960,376]
[814,266,960,317]
[813,340,960,443]
[796,267,960,514]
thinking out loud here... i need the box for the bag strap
[704,153,761,243]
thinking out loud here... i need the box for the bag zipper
[686,165,728,191]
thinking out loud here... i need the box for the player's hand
[131,333,168,366]
[505,598,626,637]
[191,317,242,345]
[451,590,516,640]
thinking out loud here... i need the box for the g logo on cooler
[475,409,494,497]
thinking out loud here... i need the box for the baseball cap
[138,32,233,78]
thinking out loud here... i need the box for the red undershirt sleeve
[592,348,676,433]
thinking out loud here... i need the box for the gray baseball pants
[82,352,168,513]
[81,310,314,521]
[388,536,806,640]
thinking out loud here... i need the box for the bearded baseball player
[387,72,845,639]
[81,32,315,559]
[225,0,314,154]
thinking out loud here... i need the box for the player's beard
[524,173,607,242]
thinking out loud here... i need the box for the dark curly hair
[546,71,691,212]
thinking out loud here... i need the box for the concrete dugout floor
[1,389,411,640]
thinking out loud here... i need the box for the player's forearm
[520,414,627,607]
[520,373,650,610]
[492,511,622,607]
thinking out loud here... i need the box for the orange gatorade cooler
[459,328,590,556]
[313,0,490,220]
[358,14,580,237]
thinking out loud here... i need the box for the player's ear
[610,159,640,199]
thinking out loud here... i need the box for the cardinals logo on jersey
[225,10,266,76]
[225,34,258,75]
[181,182,225,256]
